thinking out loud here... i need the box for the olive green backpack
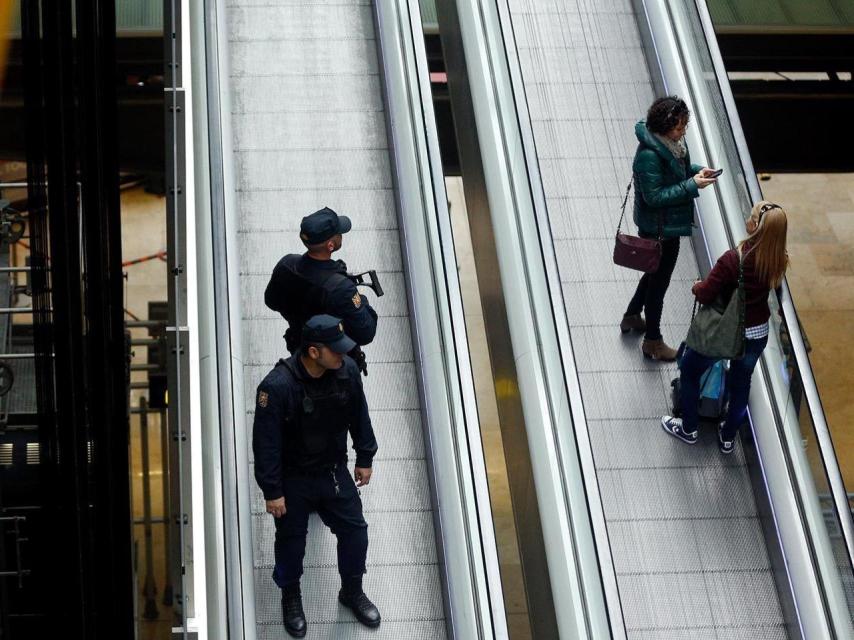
[685,252,745,360]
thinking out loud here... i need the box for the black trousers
[625,236,680,340]
[272,464,368,588]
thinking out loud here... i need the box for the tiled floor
[761,173,854,489]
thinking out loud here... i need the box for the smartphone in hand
[707,168,724,178]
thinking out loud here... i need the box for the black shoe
[339,576,381,628]
[620,313,646,334]
[281,583,307,638]
[718,429,734,455]
[661,415,697,445]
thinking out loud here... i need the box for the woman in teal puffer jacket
[621,96,718,361]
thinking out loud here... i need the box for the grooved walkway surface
[505,0,787,637]
[225,1,446,637]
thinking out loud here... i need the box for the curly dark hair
[646,96,690,135]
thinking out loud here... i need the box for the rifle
[347,270,384,298]
[346,271,382,376]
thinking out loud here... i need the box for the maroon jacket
[692,246,773,327]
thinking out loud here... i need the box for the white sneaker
[661,416,698,445]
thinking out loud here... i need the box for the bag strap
[691,249,744,318]
[616,177,633,233]
[616,176,663,240]
[736,249,745,329]
[737,252,744,287]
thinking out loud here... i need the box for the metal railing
[375,0,509,636]
[435,0,619,636]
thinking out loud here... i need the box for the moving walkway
[192,0,854,638]
[437,0,854,637]
[194,0,506,638]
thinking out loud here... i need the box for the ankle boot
[620,313,646,334]
[338,575,381,628]
[642,338,678,362]
[281,582,307,638]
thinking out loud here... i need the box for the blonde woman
[661,201,789,453]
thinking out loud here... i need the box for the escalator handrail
[374,1,509,637]
[439,0,621,636]
[489,0,631,636]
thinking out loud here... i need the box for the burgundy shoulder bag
[612,178,662,273]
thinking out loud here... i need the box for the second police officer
[252,315,381,638]
[265,207,378,375]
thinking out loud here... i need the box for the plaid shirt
[745,322,769,341]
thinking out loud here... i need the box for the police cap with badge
[300,207,352,245]
[302,314,356,353]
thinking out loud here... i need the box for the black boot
[281,582,307,638]
[338,575,381,628]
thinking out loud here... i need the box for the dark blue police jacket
[252,355,378,501]
[264,254,378,349]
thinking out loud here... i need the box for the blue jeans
[679,335,768,439]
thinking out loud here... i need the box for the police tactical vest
[280,358,352,468]
[266,255,350,352]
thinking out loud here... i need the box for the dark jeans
[272,464,368,588]
[625,236,680,340]
[679,335,768,438]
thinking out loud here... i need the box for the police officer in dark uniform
[252,315,381,638]
[264,207,378,374]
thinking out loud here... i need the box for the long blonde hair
[738,200,789,288]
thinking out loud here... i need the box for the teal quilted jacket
[632,121,703,238]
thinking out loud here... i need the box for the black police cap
[299,207,352,245]
[302,314,356,354]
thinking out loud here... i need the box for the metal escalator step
[256,620,447,640]
[235,150,393,193]
[597,466,758,521]
[227,5,375,42]
[253,565,444,624]
[230,74,384,116]
[229,39,379,77]
[233,111,388,152]
[234,188,396,232]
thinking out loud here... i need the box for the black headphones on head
[756,202,781,226]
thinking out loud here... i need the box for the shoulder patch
[352,292,362,309]
[257,390,269,408]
